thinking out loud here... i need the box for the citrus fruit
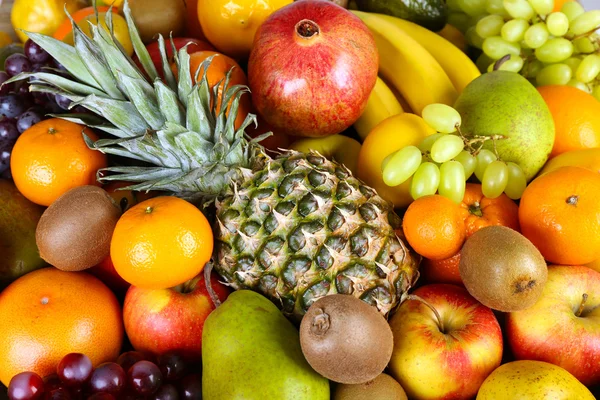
[0,268,123,386]
[402,194,466,260]
[587,258,600,273]
[10,119,107,207]
[519,166,600,265]
[460,183,520,237]
[537,85,600,158]
[110,196,214,290]
[539,148,600,176]
[420,252,462,286]
[53,6,116,41]
[103,181,156,213]
[10,0,86,43]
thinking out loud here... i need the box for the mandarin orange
[460,183,520,237]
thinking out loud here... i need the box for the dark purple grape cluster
[7,351,202,400]
[0,39,71,178]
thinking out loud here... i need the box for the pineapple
[10,2,420,320]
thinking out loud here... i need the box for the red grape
[116,351,146,373]
[157,352,187,382]
[42,387,71,400]
[42,375,62,392]
[128,361,163,396]
[178,374,202,400]
[24,40,51,64]
[89,362,126,395]
[5,54,32,77]
[87,393,115,400]
[7,372,45,400]
[152,384,179,400]
[57,353,93,387]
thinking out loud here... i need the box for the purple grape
[54,94,71,111]
[128,361,163,396]
[89,362,126,395]
[157,352,187,382]
[24,40,51,64]
[43,387,72,400]
[17,110,42,133]
[57,353,93,387]
[152,384,179,400]
[178,374,202,400]
[0,147,11,174]
[0,71,11,95]
[0,94,26,118]
[44,95,63,114]
[0,119,20,142]
[7,371,45,400]
[31,90,48,106]
[5,54,32,77]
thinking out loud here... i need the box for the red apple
[506,265,600,386]
[388,284,503,400]
[123,272,230,363]
[248,0,378,138]
[89,255,131,296]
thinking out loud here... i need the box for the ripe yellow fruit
[356,113,435,208]
[539,148,600,176]
[11,0,87,43]
[197,0,292,60]
[289,135,362,175]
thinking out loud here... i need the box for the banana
[354,76,404,140]
[352,10,458,116]
[376,14,481,93]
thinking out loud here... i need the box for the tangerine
[110,196,213,290]
[10,119,107,207]
[420,252,462,286]
[460,183,520,237]
[402,194,466,260]
[537,85,600,158]
[0,268,123,386]
[519,166,600,265]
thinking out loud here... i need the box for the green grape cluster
[449,0,600,100]
[381,104,528,204]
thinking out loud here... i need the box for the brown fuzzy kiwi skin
[459,225,548,312]
[35,186,122,272]
[299,294,394,385]
[333,373,408,400]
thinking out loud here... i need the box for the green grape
[561,1,585,22]
[536,63,572,86]
[503,0,535,20]
[474,149,497,182]
[448,12,472,33]
[563,56,582,73]
[483,36,522,60]
[447,0,463,12]
[410,162,441,200]
[573,37,596,54]
[482,160,509,199]
[439,161,466,204]
[431,134,465,163]
[527,0,553,16]
[476,52,494,73]
[504,162,527,200]
[476,15,505,38]
[501,18,529,43]
[522,59,544,78]
[466,27,486,49]
[576,54,600,83]
[454,150,477,180]
[593,85,600,102]
[488,54,525,72]
[457,0,487,17]
[566,79,591,93]
[382,146,422,187]
[422,104,462,134]
[569,10,600,36]
[418,133,445,153]
[487,0,510,17]
[535,38,573,63]
[546,12,570,37]
[524,23,549,49]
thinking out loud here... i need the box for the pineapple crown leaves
[6,0,270,199]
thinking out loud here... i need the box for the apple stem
[576,293,589,317]
[204,262,222,308]
[295,19,320,39]
[407,295,445,333]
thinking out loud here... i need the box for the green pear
[202,290,330,400]
[454,71,555,181]
[0,179,46,288]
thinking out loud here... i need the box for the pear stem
[204,262,222,308]
[576,293,588,317]
[407,295,445,333]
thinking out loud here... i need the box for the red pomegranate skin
[248,0,378,138]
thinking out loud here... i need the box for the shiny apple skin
[507,265,600,387]
[389,284,503,400]
[123,272,230,363]
[248,0,378,138]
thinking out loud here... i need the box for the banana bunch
[353,11,481,140]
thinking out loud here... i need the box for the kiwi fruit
[299,294,394,384]
[129,0,186,43]
[36,186,122,272]
[334,373,408,400]
[459,225,548,312]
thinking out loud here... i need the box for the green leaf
[174,131,215,164]
[154,80,185,125]
[123,0,159,81]
[92,22,145,82]
[20,72,106,97]
[186,87,212,140]
[177,47,193,107]
[158,35,178,92]
[72,94,150,135]
[118,72,165,130]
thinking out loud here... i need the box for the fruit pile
[0,0,600,399]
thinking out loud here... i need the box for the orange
[402,194,466,260]
[420,252,462,286]
[111,196,213,289]
[587,258,600,273]
[174,50,253,130]
[53,6,116,41]
[460,183,520,237]
[553,0,573,12]
[537,85,600,158]
[519,166,600,265]
[10,119,107,207]
[0,268,123,386]
[103,181,157,212]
